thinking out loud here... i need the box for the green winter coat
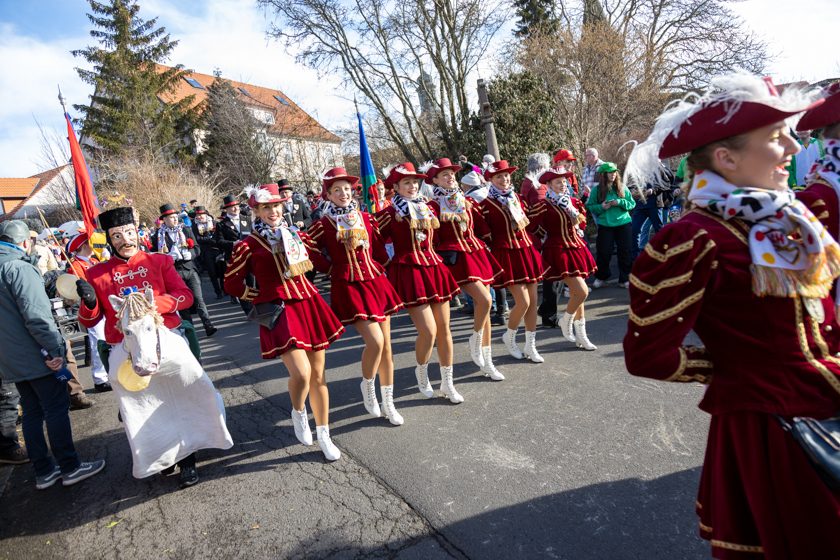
[586,186,636,227]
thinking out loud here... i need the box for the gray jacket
[0,242,65,383]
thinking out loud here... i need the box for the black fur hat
[98,207,135,231]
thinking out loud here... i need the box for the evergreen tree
[512,0,559,38]
[72,0,198,158]
[583,0,607,25]
[199,78,278,188]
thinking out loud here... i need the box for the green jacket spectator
[586,185,636,227]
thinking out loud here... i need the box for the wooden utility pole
[477,79,499,160]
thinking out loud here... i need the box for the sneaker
[179,466,199,488]
[291,408,314,446]
[204,324,219,337]
[69,394,94,410]
[0,446,29,465]
[592,279,605,289]
[35,465,62,490]
[94,382,113,393]
[618,281,630,289]
[61,459,106,487]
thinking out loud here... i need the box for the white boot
[502,328,523,359]
[414,363,435,398]
[291,407,313,446]
[574,319,597,351]
[360,377,382,418]
[522,331,545,363]
[480,346,505,381]
[380,385,404,426]
[316,425,341,461]
[468,329,485,368]
[559,311,576,343]
[439,365,464,404]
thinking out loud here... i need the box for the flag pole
[36,207,72,265]
[58,85,67,114]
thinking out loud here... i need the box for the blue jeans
[15,374,80,476]
[0,379,20,451]
[631,207,664,260]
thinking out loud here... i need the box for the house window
[284,143,293,164]
[238,87,252,97]
[184,77,205,89]
[273,95,290,106]
[250,108,275,125]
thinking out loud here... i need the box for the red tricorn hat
[483,160,519,180]
[420,158,462,184]
[538,166,574,184]
[552,149,576,163]
[321,167,360,191]
[797,82,840,132]
[66,231,90,254]
[382,162,427,187]
[246,183,290,208]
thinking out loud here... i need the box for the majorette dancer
[422,158,505,380]
[375,163,464,403]
[623,73,840,558]
[305,167,406,425]
[528,165,598,350]
[224,183,345,461]
[478,160,545,363]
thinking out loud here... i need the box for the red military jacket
[429,198,490,253]
[479,195,537,250]
[623,208,840,418]
[304,212,389,282]
[527,198,588,250]
[797,181,839,241]
[375,205,444,267]
[78,252,194,344]
[224,233,319,303]
[68,255,100,280]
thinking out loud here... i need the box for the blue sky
[0,0,838,177]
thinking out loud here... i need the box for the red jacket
[520,177,547,208]
[797,181,839,241]
[478,195,537,251]
[428,199,489,253]
[623,208,840,418]
[527,198,588,250]
[375,205,444,267]
[78,252,194,344]
[304,212,389,282]
[68,255,100,280]
[224,233,319,303]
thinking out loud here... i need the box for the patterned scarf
[324,200,368,248]
[157,223,187,260]
[545,187,580,221]
[805,138,840,194]
[688,170,840,298]
[391,193,439,230]
[253,218,313,278]
[194,216,215,236]
[488,185,529,230]
[433,185,467,223]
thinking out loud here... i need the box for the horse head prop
[109,287,164,376]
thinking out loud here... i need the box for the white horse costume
[108,289,233,478]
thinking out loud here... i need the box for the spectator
[178,203,193,227]
[0,220,105,489]
[521,153,550,207]
[552,149,581,196]
[29,233,59,276]
[0,380,27,464]
[629,164,675,260]
[789,129,826,189]
[581,148,605,199]
[586,162,635,288]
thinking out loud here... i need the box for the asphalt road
[0,278,710,560]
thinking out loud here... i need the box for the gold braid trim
[710,540,764,553]
[643,230,707,262]
[663,349,713,383]
[663,348,688,381]
[811,198,827,207]
[630,270,693,294]
[629,288,705,326]
[800,304,840,398]
[817,210,830,220]
[688,209,749,245]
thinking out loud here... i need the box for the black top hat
[159,203,178,218]
[221,194,239,209]
[98,207,135,231]
[277,179,292,191]
[194,205,208,215]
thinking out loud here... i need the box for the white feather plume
[418,160,435,174]
[381,164,397,177]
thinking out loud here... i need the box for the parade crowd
[1,72,839,558]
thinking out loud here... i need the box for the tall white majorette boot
[360,377,382,418]
[481,346,505,381]
[502,328,523,359]
[414,362,435,398]
[573,319,597,351]
[316,425,341,461]
[439,365,464,404]
[291,406,313,446]
[559,311,576,343]
[380,385,404,426]
[468,328,485,367]
[522,331,545,363]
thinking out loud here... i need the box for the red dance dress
[224,233,344,359]
[624,208,840,560]
[478,195,543,287]
[375,205,460,307]
[527,197,596,281]
[304,212,404,324]
[429,197,502,286]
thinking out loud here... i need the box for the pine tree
[512,0,559,38]
[72,0,198,157]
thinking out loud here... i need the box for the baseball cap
[0,220,31,244]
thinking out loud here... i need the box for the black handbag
[776,415,840,491]
[247,301,285,330]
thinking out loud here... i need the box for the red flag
[65,113,99,234]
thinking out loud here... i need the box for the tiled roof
[0,165,71,220]
[156,64,342,144]
[0,177,39,198]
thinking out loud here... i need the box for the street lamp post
[477,79,499,160]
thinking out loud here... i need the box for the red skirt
[445,249,503,286]
[696,412,840,559]
[387,262,460,308]
[542,244,596,281]
[491,246,544,288]
[330,274,404,324]
[259,295,345,359]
